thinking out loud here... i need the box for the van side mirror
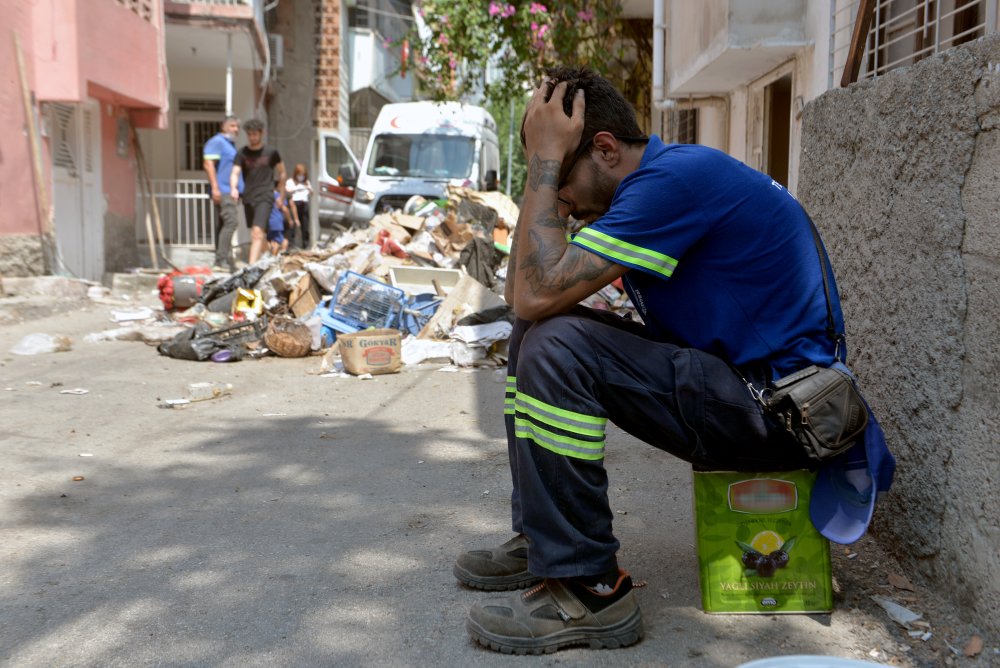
[338,162,358,188]
[484,169,498,192]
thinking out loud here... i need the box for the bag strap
[736,212,846,404]
[806,214,846,363]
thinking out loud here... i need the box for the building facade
[653,0,999,195]
[0,0,169,280]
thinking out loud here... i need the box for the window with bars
[177,98,226,174]
[830,0,994,85]
[181,120,219,172]
[662,109,698,145]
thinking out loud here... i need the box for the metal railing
[136,179,217,248]
[830,0,997,87]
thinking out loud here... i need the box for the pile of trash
[93,186,635,375]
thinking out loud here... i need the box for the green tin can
[693,470,833,614]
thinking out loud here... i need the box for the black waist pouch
[765,365,869,462]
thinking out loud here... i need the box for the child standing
[285,163,313,248]
[266,182,290,256]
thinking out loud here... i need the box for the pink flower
[577,10,593,21]
[489,2,501,16]
[529,2,547,14]
[502,4,515,18]
[449,56,457,69]
[437,34,449,45]
[537,24,549,38]
[530,21,538,31]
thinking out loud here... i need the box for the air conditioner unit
[269,34,284,70]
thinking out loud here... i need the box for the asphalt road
[0,294,918,667]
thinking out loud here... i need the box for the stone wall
[798,35,1000,632]
[0,234,47,277]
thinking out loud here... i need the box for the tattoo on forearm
[528,155,560,192]
[521,237,616,292]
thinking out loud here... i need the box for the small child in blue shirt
[267,182,290,255]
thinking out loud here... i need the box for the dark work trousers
[504,307,810,579]
[293,201,310,248]
[214,198,240,268]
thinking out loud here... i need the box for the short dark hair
[244,118,264,133]
[520,67,646,152]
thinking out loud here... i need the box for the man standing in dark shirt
[230,118,286,264]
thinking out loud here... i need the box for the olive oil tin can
[693,470,833,614]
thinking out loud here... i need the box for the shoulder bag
[744,216,868,463]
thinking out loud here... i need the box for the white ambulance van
[346,101,500,225]
[314,128,361,225]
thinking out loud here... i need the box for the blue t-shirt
[268,192,285,231]
[570,136,845,378]
[203,133,243,195]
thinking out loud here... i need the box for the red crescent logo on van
[390,116,401,129]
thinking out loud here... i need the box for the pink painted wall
[0,0,166,238]
[100,101,136,219]
[34,0,166,114]
[0,2,50,236]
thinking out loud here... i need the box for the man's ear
[591,132,621,167]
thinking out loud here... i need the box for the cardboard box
[288,274,322,318]
[693,469,832,614]
[338,328,402,375]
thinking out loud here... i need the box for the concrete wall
[797,35,1000,633]
[267,0,320,179]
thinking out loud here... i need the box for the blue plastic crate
[325,271,406,334]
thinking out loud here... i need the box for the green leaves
[408,1,625,107]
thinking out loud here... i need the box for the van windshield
[368,134,475,179]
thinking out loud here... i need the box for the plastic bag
[11,333,72,355]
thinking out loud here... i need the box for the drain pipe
[653,0,665,108]
[651,1,730,152]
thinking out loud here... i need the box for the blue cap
[809,409,895,544]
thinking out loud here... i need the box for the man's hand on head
[522,80,585,167]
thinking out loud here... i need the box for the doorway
[50,101,104,280]
[763,74,792,187]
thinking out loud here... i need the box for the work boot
[466,569,644,654]
[453,534,541,591]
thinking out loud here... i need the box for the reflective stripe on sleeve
[573,227,678,279]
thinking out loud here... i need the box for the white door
[51,102,104,280]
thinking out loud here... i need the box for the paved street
[0,291,934,667]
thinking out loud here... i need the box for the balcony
[667,0,810,95]
[164,0,268,69]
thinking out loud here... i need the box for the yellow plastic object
[233,288,263,316]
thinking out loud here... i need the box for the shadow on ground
[0,331,909,667]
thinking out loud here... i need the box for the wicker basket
[264,316,312,358]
